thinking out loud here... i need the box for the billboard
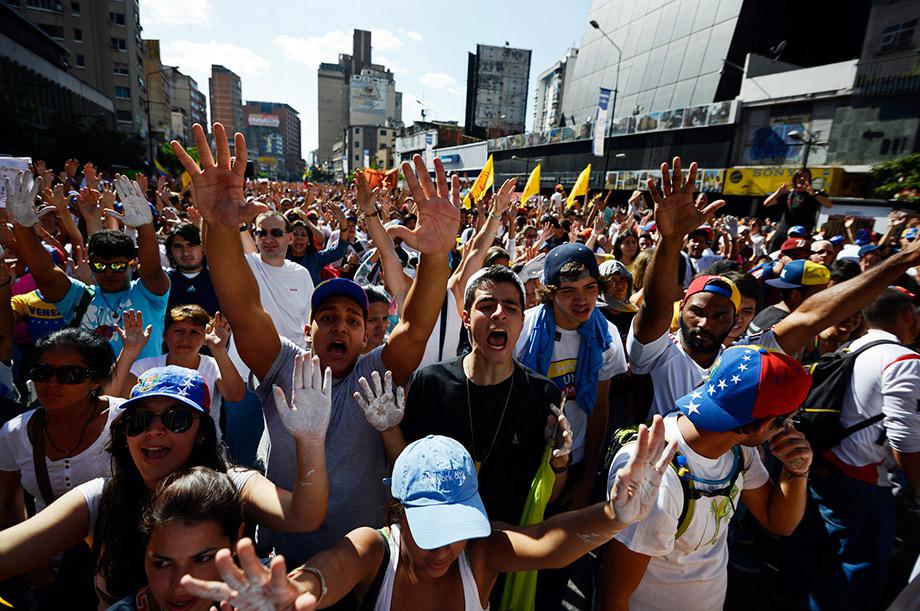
[248,114,280,127]
[350,75,386,115]
[723,166,841,196]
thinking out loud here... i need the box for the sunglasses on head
[123,405,199,437]
[30,363,94,385]
[91,261,131,273]
[254,228,287,238]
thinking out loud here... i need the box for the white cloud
[273,31,352,69]
[370,29,402,52]
[376,55,407,75]
[161,40,270,77]
[406,31,424,42]
[420,72,464,96]
[142,0,211,26]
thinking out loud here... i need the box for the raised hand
[492,178,518,216]
[134,172,148,197]
[63,158,79,179]
[544,403,573,466]
[723,214,739,239]
[72,244,93,284]
[608,415,678,525]
[108,174,153,227]
[388,155,461,255]
[171,123,265,229]
[354,370,405,432]
[180,538,315,611]
[354,171,379,215]
[649,157,724,240]
[116,309,151,354]
[205,311,232,352]
[83,163,100,190]
[272,353,332,441]
[4,171,42,227]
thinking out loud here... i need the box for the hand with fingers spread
[205,311,232,352]
[544,403,573,469]
[608,415,678,525]
[354,171,379,215]
[389,155,461,255]
[83,163,100,190]
[116,309,151,355]
[4,172,42,227]
[492,178,518,217]
[180,538,314,611]
[354,370,405,432]
[108,174,153,227]
[171,123,266,229]
[272,353,332,442]
[72,244,93,284]
[649,157,724,240]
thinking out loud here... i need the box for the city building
[166,67,207,145]
[464,44,532,139]
[209,64,243,151]
[343,125,397,173]
[142,39,172,143]
[394,121,475,166]
[242,101,303,178]
[533,48,578,133]
[6,0,148,137]
[317,29,403,168]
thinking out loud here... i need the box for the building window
[70,2,79,14]
[75,54,85,68]
[113,61,129,75]
[116,110,133,123]
[879,19,917,52]
[110,37,127,52]
[26,0,63,11]
[114,86,131,100]
[354,128,360,134]
[355,155,361,162]
[73,28,81,42]
[379,129,387,136]
[37,23,64,39]
[109,11,125,25]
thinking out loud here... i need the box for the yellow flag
[567,163,591,208]
[180,171,193,190]
[520,163,541,205]
[462,155,494,209]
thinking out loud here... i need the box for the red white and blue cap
[676,345,812,432]
[122,365,211,414]
[390,435,491,550]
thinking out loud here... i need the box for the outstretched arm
[171,124,275,379]
[354,172,411,306]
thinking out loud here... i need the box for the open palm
[650,157,724,239]
[389,155,461,255]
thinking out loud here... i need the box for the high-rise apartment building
[534,48,578,132]
[243,101,303,177]
[165,66,206,145]
[464,44,532,139]
[209,65,243,149]
[143,39,172,142]
[6,0,148,136]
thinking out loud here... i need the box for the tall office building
[165,67,207,145]
[7,0,148,136]
[142,39,172,142]
[533,48,578,132]
[209,65,243,148]
[243,101,303,177]
[563,0,870,126]
[464,44,532,139]
[316,29,403,167]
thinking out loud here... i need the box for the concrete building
[6,0,148,136]
[344,125,397,172]
[394,121,474,166]
[243,101,303,178]
[166,67,207,145]
[534,48,578,133]
[209,65,243,150]
[464,44,532,139]
[142,40,172,143]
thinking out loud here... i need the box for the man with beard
[165,223,220,315]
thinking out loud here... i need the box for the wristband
[783,468,808,479]
[550,461,568,474]
[288,566,327,604]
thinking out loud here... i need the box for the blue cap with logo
[122,365,211,414]
[310,278,369,320]
[390,435,491,550]
[788,225,807,237]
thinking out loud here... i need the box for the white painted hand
[107,174,153,227]
[354,370,405,432]
[272,353,332,441]
[608,415,678,525]
[4,171,43,227]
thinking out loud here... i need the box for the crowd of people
[0,122,916,611]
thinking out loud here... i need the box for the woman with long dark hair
[0,355,332,607]
[612,231,640,273]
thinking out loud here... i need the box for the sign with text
[248,114,280,127]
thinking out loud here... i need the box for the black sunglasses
[30,363,93,385]
[254,228,286,238]
[124,406,199,437]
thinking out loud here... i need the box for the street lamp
[511,154,542,176]
[590,19,622,191]
[788,129,826,168]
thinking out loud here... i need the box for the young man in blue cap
[599,345,814,611]
[171,123,461,566]
[747,259,830,335]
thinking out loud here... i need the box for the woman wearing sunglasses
[0,355,332,608]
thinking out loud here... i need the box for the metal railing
[854,53,920,96]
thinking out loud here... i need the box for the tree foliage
[871,153,920,202]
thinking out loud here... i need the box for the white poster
[424,132,434,167]
[593,88,612,158]
[0,157,32,207]
[363,149,370,168]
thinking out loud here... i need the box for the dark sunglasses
[123,406,199,437]
[91,261,131,273]
[254,228,286,238]
[30,363,94,385]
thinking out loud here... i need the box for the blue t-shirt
[55,277,169,359]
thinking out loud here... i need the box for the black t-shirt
[167,268,221,315]
[780,190,823,231]
[402,356,561,525]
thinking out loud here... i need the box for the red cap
[781,238,810,253]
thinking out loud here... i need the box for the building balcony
[854,52,920,96]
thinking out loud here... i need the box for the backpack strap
[673,446,743,539]
[437,293,449,362]
[68,287,94,329]
[26,408,56,507]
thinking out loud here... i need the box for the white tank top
[373,524,488,611]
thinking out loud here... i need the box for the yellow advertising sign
[723,166,844,196]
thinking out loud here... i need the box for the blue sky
[141,0,592,156]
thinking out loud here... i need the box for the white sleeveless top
[373,524,489,611]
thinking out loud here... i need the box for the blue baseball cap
[390,435,491,550]
[902,228,919,241]
[765,259,830,289]
[676,346,812,432]
[788,225,807,238]
[829,235,845,246]
[122,366,211,414]
[858,244,881,258]
[854,228,872,246]
[310,278,369,320]
[543,243,599,286]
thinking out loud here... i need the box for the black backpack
[795,339,899,452]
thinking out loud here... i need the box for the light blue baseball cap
[390,435,491,550]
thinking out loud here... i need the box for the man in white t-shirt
[550,184,565,213]
[807,288,920,610]
[599,346,814,611]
